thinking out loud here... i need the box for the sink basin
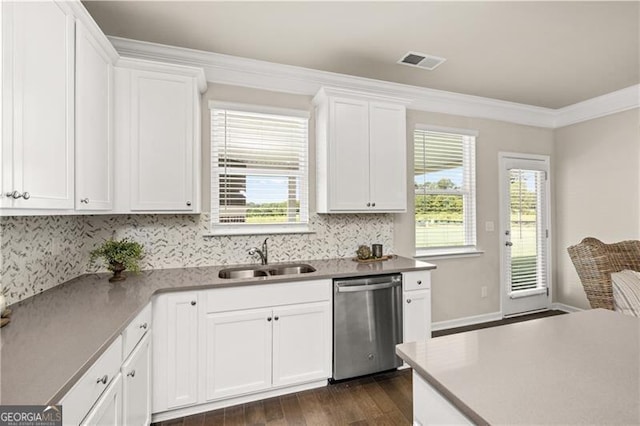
[218,263,316,279]
[218,268,269,279]
[268,264,316,276]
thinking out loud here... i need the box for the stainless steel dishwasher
[333,274,403,381]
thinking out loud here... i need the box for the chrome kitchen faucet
[248,238,269,265]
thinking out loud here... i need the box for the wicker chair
[567,237,640,310]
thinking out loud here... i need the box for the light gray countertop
[397,309,640,425]
[1,256,434,405]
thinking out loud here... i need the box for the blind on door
[507,169,547,293]
[414,128,476,250]
[211,107,309,226]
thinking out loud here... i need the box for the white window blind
[507,168,547,294]
[414,127,476,252]
[210,105,309,230]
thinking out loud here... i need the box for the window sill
[204,223,315,237]
[414,247,484,260]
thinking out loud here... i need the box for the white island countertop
[397,309,640,425]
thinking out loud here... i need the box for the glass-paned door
[499,154,551,317]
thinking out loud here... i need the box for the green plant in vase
[90,238,144,282]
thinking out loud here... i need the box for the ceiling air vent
[398,52,446,71]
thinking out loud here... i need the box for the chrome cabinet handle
[417,280,422,285]
[366,202,371,207]
[505,241,513,247]
[274,316,279,321]
[267,317,272,322]
[139,322,148,330]
[371,202,376,207]
[186,201,192,206]
[22,192,30,200]
[406,299,412,304]
[191,301,196,306]
[96,375,108,385]
[80,198,89,204]
[7,190,21,199]
[127,370,136,378]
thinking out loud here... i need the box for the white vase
[0,294,6,316]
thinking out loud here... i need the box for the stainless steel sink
[268,264,316,276]
[218,263,316,279]
[218,268,269,279]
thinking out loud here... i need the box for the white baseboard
[431,311,502,332]
[551,302,583,313]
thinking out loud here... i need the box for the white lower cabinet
[272,303,330,387]
[122,333,152,426]
[402,271,432,343]
[204,308,273,400]
[81,374,123,426]
[60,305,152,426]
[412,371,472,425]
[152,280,332,419]
[152,292,199,412]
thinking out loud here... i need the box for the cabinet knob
[274,316,279,321]
[22,192,30,200]
[267,317,272,322]
[406,299,412,304]
[96,375,108,385]
[7,190,21,199]
[371,202,376,207]
[191,301,196,306]
[80,198,89,204]
[139,322,148,330]
[366,202,371,207]
[127,370,136,378]
[417,280,422,285]
[186,201,192,206]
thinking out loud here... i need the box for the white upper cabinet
[75,20,117,211]
[314,87,408,213]
[1,0,75,210]
[114,59,206,213]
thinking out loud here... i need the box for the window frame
[208,101,311,236]
[414,124,479,258]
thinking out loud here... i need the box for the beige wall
[394,111,554,323]
[554,108,640,309]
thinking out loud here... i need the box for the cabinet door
[369,102,407,212]
[122,334,151,426]
[80,373,122,426]
[272,303,331,387]
[204,308,272,401]
[3,1,74,210]
[129,70,195,211]
[153,292,199,411]
[75,21,113,211]
[328,97,370,211]
[403,290,431,343]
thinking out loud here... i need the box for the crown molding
[108,36,639,129]
[116,57,207,93]
[553,84,640,128]
[65,1,118,64]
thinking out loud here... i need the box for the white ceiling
[83,1,640,109]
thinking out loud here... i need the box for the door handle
[336,281,401,293]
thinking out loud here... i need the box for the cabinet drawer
[206,280,331,313]
[122,303,151,360]
[60,336,123,426]
[403,270,431,291]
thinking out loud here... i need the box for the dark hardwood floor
[153,309,567,426]
[153,369,413,426]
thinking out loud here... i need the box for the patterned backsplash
[1,213,394,305]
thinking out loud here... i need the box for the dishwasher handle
[336,281,401,293]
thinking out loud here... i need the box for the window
[414,125,477,255]
[210,102,309,234]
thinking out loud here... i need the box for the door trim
[498,152,552,318]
